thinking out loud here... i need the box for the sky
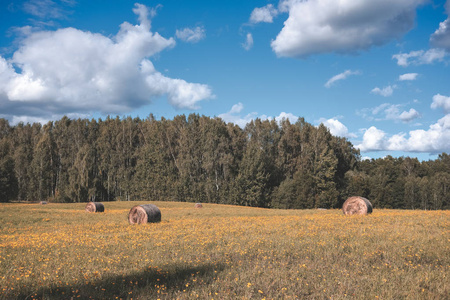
[0,0,449,161]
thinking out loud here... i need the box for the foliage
[0,115,449,209]
[0,138,18,202]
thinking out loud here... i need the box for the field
[0,202,449,299]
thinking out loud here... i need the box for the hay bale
[194,203,203,209]
[85,202,105,213]
[40,201,48,205]
[128,204,161,224]
[342,196,373,215]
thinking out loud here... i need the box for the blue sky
[0,0,449,160]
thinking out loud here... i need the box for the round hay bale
[342,196,373,215]
[194,203,203,209]
[128,204,161,224]
[85,202,105,213]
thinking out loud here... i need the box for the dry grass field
[0,202,449,299]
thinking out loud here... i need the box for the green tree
[0,139,18,202]
[199,117,235,203]
[277,119,302,179]
[431,172,450,209]
[368,156,403,208]
[418,177,431,210]
[235,119,280,207]
[404,175,421,209]
[134,115,179,201]
[30,122,57,201]
[11,123,37,201]
[299,124,339,208]
[344,170,371,199]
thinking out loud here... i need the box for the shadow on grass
[15,262,225,299]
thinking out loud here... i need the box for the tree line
[0,115,448,209]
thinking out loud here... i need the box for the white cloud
[278,0,298,13]
[357,115,450,153]
[271,0,426,58]
[275,112,298,124]
[144,71,214,110]
[260,112,299,124]
[319,118,357,138]
[0,57,14,86]
[392,50,422,66]
[218,103,298,128]
[399,73,418,81]
[404,115,450,152]
[431,94,450,113]
[250,4,279,23]
[175,26,206,43]
[399,108,420,122]
[218,103,257,128]
[230,102,244,114]
[358,103,421,123]
[7,112,89,126]
[324,70,360,88]
[0,3,214,121]
[23,0,69,19]
[357,126,387,151]
[393,48,447,66]
[421,48,448,64]
[430,20,450,50]
[11,115,53,125]
[371,85,395,97]
[383,105,402,120]
[242,33,254,51]
[371,103,391,116]
[430,1,450,50]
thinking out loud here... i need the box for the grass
[0,201,449,299]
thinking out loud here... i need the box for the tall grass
[0,202,448,299]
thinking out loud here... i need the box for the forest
[0,114,448,209]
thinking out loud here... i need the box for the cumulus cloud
[270,0,426,57]
[399,73,418,81]
[5,112,88,126]
[242,33,254,50]
[430,1,450,50]
[393,48,447,66]
[144,70,213,110]
[431,94,450,113]
[0,3,214,122]
[175,26,206,43]
[358,103,421,123]
[274,112,299,124]
[399,108,420,122]
[324,70,360,88]
[357,115,450,153]
[250,4,279,23]
[318,118,357,138]
[358,94,450,153]
[357,126,387,151]
[218,102,258,128]
[218,103,298,128]
[277,0,298,13]
[371,85,395,97]
[230,102,244,114]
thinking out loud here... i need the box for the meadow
[0,202,448,299]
